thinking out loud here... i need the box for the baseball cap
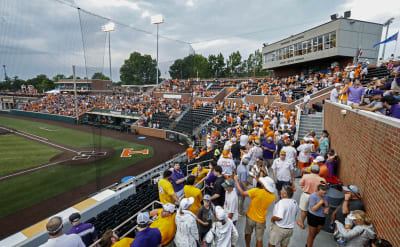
[69,212,81,223]
[222,150,229,158]
[259,176,275,193]
[370,90,383,96]
[314,156,325,163]
[267,136,272,140]
[242,157,250,165]
[343,185,361,194]
[180,197,194,210]
[162,203,176,213]
[254,139,260,146]
[203,194,211,201]
[231,137,237,143]
[215,206,226,220]
[310,165,320,173]
[222,178,234,188]
[137,212,150,224]
[280,150,286,155]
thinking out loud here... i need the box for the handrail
[294,105,301,141]
[186,159,213,176]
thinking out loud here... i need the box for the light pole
[382,18,395,59]
[2,65,7,81]
[151,15,164,85]
[102,22,115,82]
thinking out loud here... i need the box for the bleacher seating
[172,106,214,135]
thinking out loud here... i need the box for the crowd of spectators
[328,60,400,119]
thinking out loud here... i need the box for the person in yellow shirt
[158,170,179,204]
[99,230,134,247]
[184,175,203,215]
[234,175,276,247]
[191,163,209,185]
[149,203,177,246]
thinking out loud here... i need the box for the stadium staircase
[297,112,323,139]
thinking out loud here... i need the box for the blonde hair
[351,210,372,225]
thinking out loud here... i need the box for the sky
[0,0,399,80]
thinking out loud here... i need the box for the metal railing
[294,104,301,141]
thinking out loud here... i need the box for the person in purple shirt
[307,183,330,247]
[261,136,276,168]
[131,212,161,247]
[67,213,97,246]
[205,161,217,188]
[170,163,186,198]
[382,95,400,119]
[347,79,365,106]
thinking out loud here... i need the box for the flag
[373,32,398,48]
[357,48,362,57]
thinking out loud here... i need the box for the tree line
[0,49,271,91]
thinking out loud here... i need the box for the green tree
[208,54,218,78]
[193,54,210,78]
[52,74,66,82]
[91,72,110,80]
[120,51,160,85]
[169,58,185,79]
[26,74,54,92]
[226,51,242,77]
[216,53,226,78]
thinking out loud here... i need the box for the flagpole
[394,31,399,58]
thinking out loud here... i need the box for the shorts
[307,211,326,227]
[263,158,274,168]
[276,180,292,192]
[299,192,310,211]
[269,223,294,246]
[245,216,266,241]
[347,101,359,107]
[298,162,309,169]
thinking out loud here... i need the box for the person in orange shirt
[186,146,195,160]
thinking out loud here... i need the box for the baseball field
[0,115,154,218]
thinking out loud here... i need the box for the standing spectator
[67,213,97,247]
[297,165,326,229]
[318,130,330,157]
[39,216,85,247]
[158,170,179,204]
[309,156,328,179]
[335,210,376,247]
[131,212,162,247]
[218,150,236,179]
[234,175,276,247]
[191,163,209,185]
[272,151,295,198]
[248,139,263,167]
[196,195,213,243]
[306,183,330,247]
[171,163,186,198]
[204,206,239,247]
[331,185,365,225]
[325,150,338,176]
[184,175,203,215]
[281,140,297,166]
[222,178,238,225]
[240,130,249,148]
[236,157,249,216]
[347,79,365,106]
[269,185,298,247]
[330,83,340,103]
[174,197,199,247]
[210,165,226,207]
[381,95,400,119]
[297,138,313,171]
[262,136,276,169]
[303,92,311,114]
[205,161,217,188]
[149,203,177,247]
[231,137,242,165]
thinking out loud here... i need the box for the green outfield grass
[0,116,154,217]
[0,134,62,176]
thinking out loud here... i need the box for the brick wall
[131,125,166,139]
[245,95,276,105]
[324,102,400,246]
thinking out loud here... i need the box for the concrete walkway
[235,175,337,247]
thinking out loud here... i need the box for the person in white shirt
[269,185,298,247]
[40,216,85,247]
[239,131,249,148]
[272,150,294,198]
[330,83,340,103]
[248,139,263,167]
[303,93,311,114]
[222,178,238,224]
[218,150,236,179]
[204,206,238,247]
[175,197,199,247]
[350,70,355,80]
[280,141,297,166]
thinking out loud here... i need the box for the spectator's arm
[149,209,159,217]
[172,193,180,203]
[336,221,376,240]
[311,199,324,212]
[234,176,249,197]
[210,193,220,200]
[271,216,282,223]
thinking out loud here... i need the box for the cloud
[186,0,194,7]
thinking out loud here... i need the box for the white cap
[162,203,176,213]
[215,206,226,220]
[180,197,194,210]
[259,176,275,193]
[314,156,325,163]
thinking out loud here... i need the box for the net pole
[72,65,79,123]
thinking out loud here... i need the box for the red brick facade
[324,102,400,246]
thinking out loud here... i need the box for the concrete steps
[297,112,323,140]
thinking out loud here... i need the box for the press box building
[262,18,383,77]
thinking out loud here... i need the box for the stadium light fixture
[331,14,338,21]
[102,22,115,82]
[344,11,351,19]
[151,15,164,85]
[382,17,395,59]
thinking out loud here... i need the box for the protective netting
[0,0,192,81]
